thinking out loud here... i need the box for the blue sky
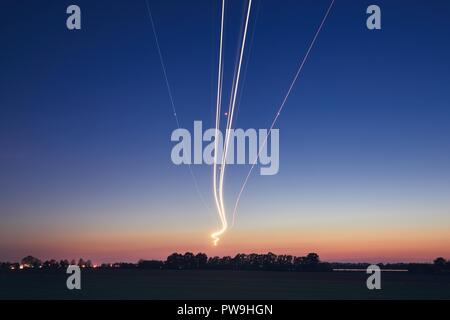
[1,0,450,262]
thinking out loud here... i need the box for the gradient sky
[1,0,450,263]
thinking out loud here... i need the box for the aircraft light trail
[145,0,211,212]
[211,0,226,246]
[231,0,335,227]
[146,0,334,245]
[211,0,253,246]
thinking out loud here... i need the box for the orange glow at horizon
[2,224,450,264]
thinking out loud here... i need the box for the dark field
[1,270,449,299]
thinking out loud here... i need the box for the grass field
[1,269,449,299]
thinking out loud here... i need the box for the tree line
[1,253,450,274]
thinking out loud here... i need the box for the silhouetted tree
[59,259,69,269]
[184,252,195,269]
[434,257,446,267]
[42,259,59,269]
[207,256,220,269]
[166,253,184,269]
[195,253,208,268]
[77,258,86,267]
[21,256,41,268]
[433,257,448,273]
[232,254,247,269]
[305,253,320,265]
[276,255,294,270]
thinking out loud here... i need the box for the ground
[1,269,449,299]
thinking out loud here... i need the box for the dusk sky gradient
[1,0,450,263]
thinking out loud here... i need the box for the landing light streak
[211,0,226,246]
[211,0,253,246]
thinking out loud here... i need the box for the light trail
[146,0,334,244]
[212,0,253,245]
[211,0,226,246]
[145,0,211,212]
[230,0,336,227]
[145,0,179,128]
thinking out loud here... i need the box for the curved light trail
[211,0,226,246]
[211,0,253,245]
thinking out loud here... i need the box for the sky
[1,0,450,263]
